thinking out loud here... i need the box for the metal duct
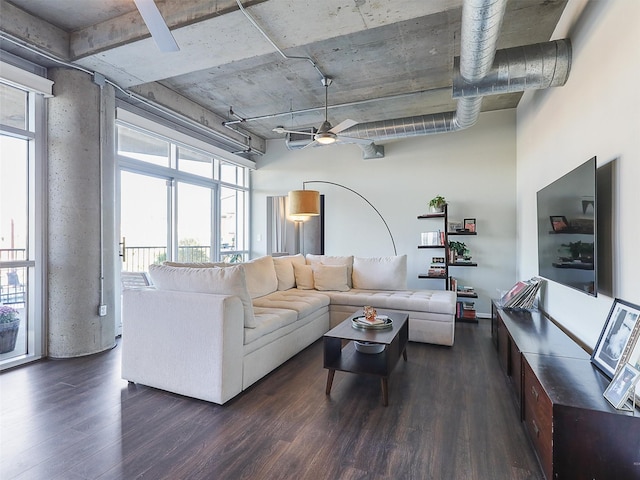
[453,40,572,98]
[343,0,508,147]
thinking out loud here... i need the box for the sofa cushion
[325,289,455,315]
[245,307,298,345]
[293,263,314,290]
[242,255,278,299]
[148,263,257,328]
[307,254,354,287]
[272,254,306,290]
[252,289,330,319]
[313,264,349,292]
[352,255,407,290]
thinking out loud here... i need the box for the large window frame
[0,73,48,370]
[115,108,251,270]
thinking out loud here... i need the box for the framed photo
[550,215,569,232]
[603,363,640,409]
[463,218,476,233]
[619,310,640,405]
[591,298,640,378]
[448,221,462,233]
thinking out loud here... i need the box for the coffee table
[323,310,408,406]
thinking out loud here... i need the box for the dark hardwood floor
[1,320,543,479]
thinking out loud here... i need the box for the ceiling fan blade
[336,136,373,145]
[329,119,358,134]
[134,0,180,52]
[300,139,318,149]
[273,127,315,136]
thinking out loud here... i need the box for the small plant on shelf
[448,241,470,260]
[428,195,447,213]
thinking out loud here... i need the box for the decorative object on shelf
[448,240,468,259]
[448,221,463,232]
[591,298,640,379]
[549,215,569,232]
[498,277,543,311]
[297,181,397,255]
[428,195,447,213]
[463,218,476,233]
[351,315,393,330]
[0,305,20,354]
[603,363,640,411]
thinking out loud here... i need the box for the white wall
[516,0,640,348]
[252,109,518,316]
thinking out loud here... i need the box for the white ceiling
[2,0,568,145]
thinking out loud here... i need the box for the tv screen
[537,157,597,296]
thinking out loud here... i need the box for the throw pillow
[148,263,257,328]
[352,255,407,290]
[242,255,278,299]
[272,254,306,290]
[313,264,349,291]
[306,254,354,287]
[293,263,314,290]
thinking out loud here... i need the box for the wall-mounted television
[537,157,597,296]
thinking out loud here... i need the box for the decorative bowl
[354,341,385,354]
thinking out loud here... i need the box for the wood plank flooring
[0,320,543,479]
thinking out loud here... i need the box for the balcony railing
[122,246,245,272]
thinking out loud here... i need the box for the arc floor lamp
[287,181,397,255]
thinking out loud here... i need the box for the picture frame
[448,221,462,233]
[619,309,640,406]
[549,215,569,232]
[603,363,640,409]
[591,298,640,379]
[463,218,476,233]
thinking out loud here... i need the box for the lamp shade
[288,190,320,217]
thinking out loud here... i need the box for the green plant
[429,195,447,208]
[448,241,468,256]
[562,241,594,260]
[0,306,19,324]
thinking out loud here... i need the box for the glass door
[120,171,171,273]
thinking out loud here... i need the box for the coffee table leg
[326,369,335,395]
[381,377,389,406]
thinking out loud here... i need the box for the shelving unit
[417,205,479,322]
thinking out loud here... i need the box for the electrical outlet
[98,305,107,316]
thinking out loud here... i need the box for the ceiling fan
[273,77,372,147]
[133,0,180,52]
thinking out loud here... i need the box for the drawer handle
[531,385,539,401]
[532,419,540,438]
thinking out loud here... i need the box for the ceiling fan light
[315,132,337,144]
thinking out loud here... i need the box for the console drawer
[523,359,552,480]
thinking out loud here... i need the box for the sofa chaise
[122,254,456,404]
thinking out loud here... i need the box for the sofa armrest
[122,288,245,404]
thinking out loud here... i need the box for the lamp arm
[303,180,397,256]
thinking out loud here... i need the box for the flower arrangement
[0,305,19,324]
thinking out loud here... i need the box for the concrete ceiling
[2,0,568,148]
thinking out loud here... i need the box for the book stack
[421,231,445,246]
[499,277,543,310]
[456,301,476,320]
[428,266,446,277]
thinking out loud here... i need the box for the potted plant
[428,195,447,213]
[0,305,20,354]
[448,241,469,261]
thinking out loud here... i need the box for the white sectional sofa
[121,254,456,405]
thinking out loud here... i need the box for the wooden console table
[491,301,640,480]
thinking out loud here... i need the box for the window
[116,116,250,274]
[0,81,46,369]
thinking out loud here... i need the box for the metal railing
[122,246,246,272]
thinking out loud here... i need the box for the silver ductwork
[339,0,571,155]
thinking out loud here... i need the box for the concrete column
[47,68,116,357]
